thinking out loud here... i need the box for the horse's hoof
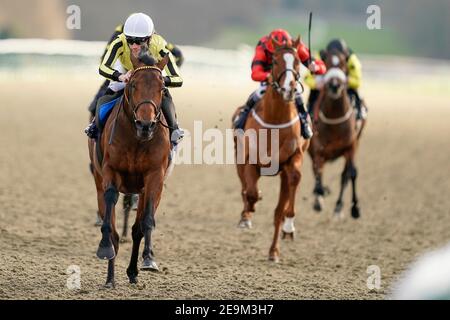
[120,237,129,244]
[281,231,295,241]
[333,213,343,221]
[351,205,361,219]
[103,281,115,289]
[127,269,138,283]
[94,214,103,227]
[141,258,159,272]
[96,245,116,260]
[313,196,324,212]
[128,276,138,284]
[268,254,280,263]
[238,219,252,229]
[334,202,343,215]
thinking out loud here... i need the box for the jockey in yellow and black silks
[85,13,184,152]
[305,39,368,120]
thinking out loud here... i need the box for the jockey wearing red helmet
[234,29,326,139]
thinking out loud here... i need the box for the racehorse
[232,37,309,263]
[308,48,366,219]
[88,52,171,287]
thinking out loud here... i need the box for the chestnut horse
[308,49,366,219]
[88,55,170,287]
[232,38,309,263]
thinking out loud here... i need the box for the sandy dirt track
[0,77,449,300]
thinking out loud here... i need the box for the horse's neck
[261,87,296,123]
[322,91,350,117]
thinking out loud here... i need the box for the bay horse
[308,48,366,219]
[232,38,309,263]
[88,53,170,287]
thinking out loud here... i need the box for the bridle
[123,65,164,127]
[270,46,303,93]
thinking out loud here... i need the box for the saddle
[95,91,123,133]
[94,90,123,166]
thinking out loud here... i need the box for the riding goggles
[126,36,150,45]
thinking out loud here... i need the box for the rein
[108,66,166,145]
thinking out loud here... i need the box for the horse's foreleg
[334,156,352,218]
[97,183,118,260]
[94,171,105,226]
[239,164,260,229]
[281,153,303,240]
[140,171,164,272]
[349,158,360,219]
[312,155,325,212]
[269,171,289,262]
[121,194,132,242]
[106,211,119,288]
[127,195,144,284]
[96,178,119,288]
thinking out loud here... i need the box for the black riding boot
[161,89,183,144]
[295,96,313,139]
[307,89,320,118]
[84,88,118,139]
[348,88,367,120]
[234,92,260,130]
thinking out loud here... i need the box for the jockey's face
[128,37,150,58]
[129,43,141,58]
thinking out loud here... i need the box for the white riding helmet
[124,13,154,38]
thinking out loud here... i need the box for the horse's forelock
[138,51,156,67]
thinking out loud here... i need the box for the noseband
[270,47,301,93]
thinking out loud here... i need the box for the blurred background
[0,0,449,300]
[0,0,449,59]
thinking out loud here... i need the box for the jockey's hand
[266,73,273,85]
[308,61,318,73]
[119,71,132,83]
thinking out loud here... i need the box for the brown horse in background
[232,38,309,262]
[308,48,366,219]
[88,54,170,287]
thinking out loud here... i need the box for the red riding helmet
[265,29,292,53]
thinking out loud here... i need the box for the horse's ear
[157,55,169,70]
[292,35,301,48]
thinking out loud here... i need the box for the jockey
[233,29,326,139]
[85,13,184,150]
[87,23,184,117]
[305,38,367,120]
